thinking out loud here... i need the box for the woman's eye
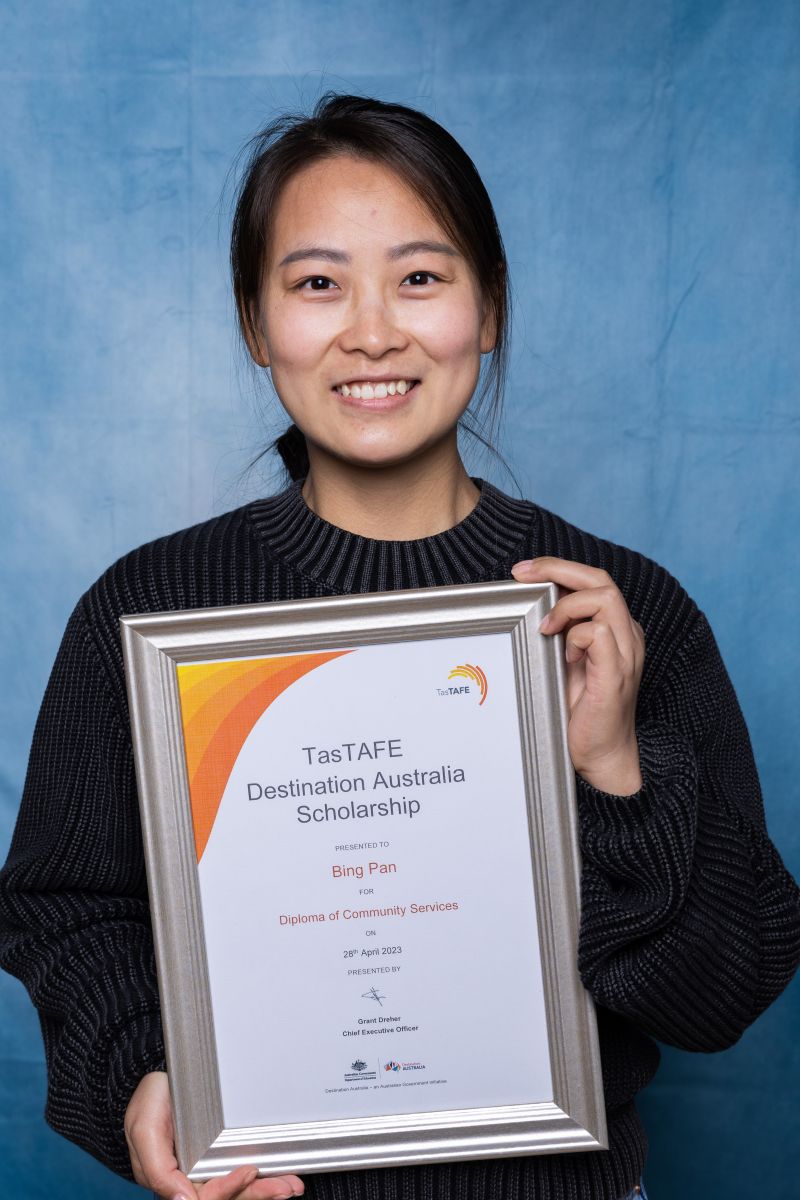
[403,271,439,286]
[295,272,440,291]
[297,276,336,291]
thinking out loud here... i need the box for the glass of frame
[120,579,606,1181]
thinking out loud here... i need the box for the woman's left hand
[511,557,645,796]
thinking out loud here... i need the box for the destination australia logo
[437,663,488,705]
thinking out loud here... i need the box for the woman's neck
[300,441,480,541]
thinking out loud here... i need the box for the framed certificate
[120,580,606,1180]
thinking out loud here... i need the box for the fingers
[563,617,621,668]
[512,556,644,793]
[227,1175,305,1200]
[198,1172,304,1200]
[137,1126,305,1199]
[146,1162,304,1200]
[543,589,639,669]
[540,586,627,636]
[135,1135,196,1199]
[151,1164,305,1200]
[512,557,645,672]
[125,1074,260,1199]
[124,1072,188,1197]
[124,1072,304,1200]
[146,1163,197,1199]
[511,556,615,592]
[561,609,645,687]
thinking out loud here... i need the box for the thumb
[149,1165,197,1200]
[131,1112,196,1199]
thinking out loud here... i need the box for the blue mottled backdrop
[1,2,798,1196]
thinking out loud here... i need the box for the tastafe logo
[447,663,488,705]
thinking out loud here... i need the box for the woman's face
[251,154,496,470]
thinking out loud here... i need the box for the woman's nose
[337,294,408,357]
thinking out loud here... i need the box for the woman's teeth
[336,380,416,399]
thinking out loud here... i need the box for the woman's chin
[311,432,451,473]
[340,449,428,473]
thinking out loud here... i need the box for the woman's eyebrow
[388,240,460,261]
[278,240,459,268]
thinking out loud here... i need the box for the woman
[1,93,798,1200]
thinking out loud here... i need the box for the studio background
[1,1,797,1197]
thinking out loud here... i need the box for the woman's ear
[480,302,497,354]
[238,296,270,367]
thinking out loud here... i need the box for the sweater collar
[248,478,536,593]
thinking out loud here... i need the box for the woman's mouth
[333,378,420,400]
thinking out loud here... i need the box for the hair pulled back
[230,92,511,481]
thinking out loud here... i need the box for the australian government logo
[437,663,488,705]
[344,1059,376,1082]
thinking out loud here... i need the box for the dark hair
[230,92,511,482]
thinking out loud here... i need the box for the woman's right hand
[125,1072,305,1200]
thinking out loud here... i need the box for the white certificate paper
[177,631,552,1130]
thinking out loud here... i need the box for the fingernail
[514,559,534,571]
[539,615,551,632]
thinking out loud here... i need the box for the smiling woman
[0,92,798,1200]
[239,152,495,509]
[229,95,509,536]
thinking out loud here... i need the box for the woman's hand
[511,557,645,796]
[125,1072,304,1200]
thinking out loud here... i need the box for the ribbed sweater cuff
[576,721,697,830]
[575,723,698,932]
[106,1010,166,1176]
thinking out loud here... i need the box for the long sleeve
[3,480,796,1200]
[575,609,800,1052]
[0,601,165,1179]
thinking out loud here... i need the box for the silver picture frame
[120,579,607,1181]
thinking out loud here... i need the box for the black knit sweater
[2,479,799,1200]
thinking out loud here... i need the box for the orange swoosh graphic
[177,651,351,861]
